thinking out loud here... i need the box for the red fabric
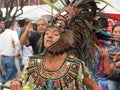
[106,13,120,21]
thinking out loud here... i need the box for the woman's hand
[10,80,22,90]
[25,23,34,33]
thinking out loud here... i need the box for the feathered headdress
[42,0,110,66]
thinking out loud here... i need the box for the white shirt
[0,29,21,56]
[20,45,33,65]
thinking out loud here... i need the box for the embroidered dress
[21,55,91,90]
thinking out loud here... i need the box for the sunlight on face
[44,27,61,48]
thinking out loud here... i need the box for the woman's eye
[53,33,58,36]
[45,32,49,35]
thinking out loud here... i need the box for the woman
[105,24,120,90]
[10,26,99,90]
[93,39,112,90]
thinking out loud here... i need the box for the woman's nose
[48,33,53,38]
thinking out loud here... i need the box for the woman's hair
[112,24,120,32]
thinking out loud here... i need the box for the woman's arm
[102,49,113,75]
[83,76,99,90]
[78,61,99,90]
[20,23,33,46]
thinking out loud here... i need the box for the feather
[43,0,113,67]
[98,0,114,8]
[92,26,120,42]
[43,0,60,11]
[56,0,65,9]
[54,1,64,10]
[75,0,83,7]
[64,0,70,5]
[71,0,78,4]
[60,0,67,5]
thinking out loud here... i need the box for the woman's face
[113,26,120,39]
[44,28,61,48]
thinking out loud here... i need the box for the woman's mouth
[46,40,53,44]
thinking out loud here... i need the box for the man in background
[0,20,21,84]
[97,17,111,45]
[20,17,48,55]
[18,18,33,71]
[0,17,5,34]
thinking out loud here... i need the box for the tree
[0,0,29,20]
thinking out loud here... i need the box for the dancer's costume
[22,55,91,90]
[20,0,114,90]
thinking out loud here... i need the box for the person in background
[92,36,112,90]
[18,18,32,38]
[20,17,48,55]
[88,17,113,90]
[18,19,33,71]
[10,26,99,90]
[97,17,111,45]
[0,17,5,34]
[0,17,5,83]
[0,20,21,84]
[97,17,109,33]
[105,24,120,90]
[13,19,28,74]
[17,19,27,38]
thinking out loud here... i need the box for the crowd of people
[0,17,120,90]
[92,17,120,90]
[0,17,48,84]
[0,1,120,90]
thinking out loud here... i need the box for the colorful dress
[21,55,91,90]
[93,48,109,90]
[105,42,120,90]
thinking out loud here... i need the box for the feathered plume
[42,0,111,66]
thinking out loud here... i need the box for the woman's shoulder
[65,55,85,65]
[65,55,91,77]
